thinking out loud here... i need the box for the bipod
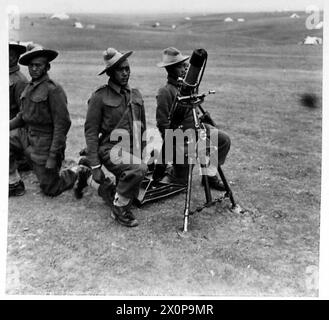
[177,97,240,235]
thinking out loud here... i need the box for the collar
[108,79,130,94]
[9,65,20,74]
[30,74,49,87]
[167,75,180,87]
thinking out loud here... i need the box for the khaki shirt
[10,74,71,164]
[85,80,146,167]
[156,76,194,139]
[9,65,28,119]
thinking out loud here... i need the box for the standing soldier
[76,48,147,227]
[9,44,84,197]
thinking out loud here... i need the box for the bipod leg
[182,163,194,233]
[217,166,237,209]
[200,166,212,205]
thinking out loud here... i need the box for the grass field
[6,11,323,296]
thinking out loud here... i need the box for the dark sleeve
[48,86,71,159]
[14,80,27,112]
[156,87,173,138]
[84,93,103,167]
[140,96,147,152]
[10,111,25,130]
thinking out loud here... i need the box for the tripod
[175,91,238,232]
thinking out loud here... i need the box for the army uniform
[9,65,28,120]
[156,76,231,183]
[10,74,77,196]
[9,64,33,173]
[85,79,147,201]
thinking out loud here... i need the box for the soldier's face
[173,61,189,79]
[111,59,130,87]
[9,49,19,68]
[28,56,49,81]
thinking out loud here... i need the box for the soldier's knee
[218,132,230,149]
[225,134,231,149]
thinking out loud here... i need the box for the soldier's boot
[9,180,25,197]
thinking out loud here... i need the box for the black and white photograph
[1,0,328,300]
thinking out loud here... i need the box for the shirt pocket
[24,90,52,125]
[131,96,144,129]
[102,96,123,130]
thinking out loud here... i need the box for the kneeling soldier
[9,44,83,197]
[76,48,147,227]
[9,41,33,175]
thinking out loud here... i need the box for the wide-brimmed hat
[98,48,133,75]
[19,44,58,66]
[9,41,27,55]
[157,47,189,68]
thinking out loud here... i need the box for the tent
[50,13,70,20]
[185,16,191,20]
[302,36,322,45]
[290,13,300,18]
[74,22,83,29]
[86,24,96,29]
[237,18,245,22]
[224,17,233,22]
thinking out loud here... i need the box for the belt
[28,125,53,135]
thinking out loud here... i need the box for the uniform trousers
[98,144,148,200]
[10,128,77,197]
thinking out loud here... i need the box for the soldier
[76,48,147,228]
[9,41,33,173]
[9,41,28,120]
[9,44,84,197]
[156,47,231,189]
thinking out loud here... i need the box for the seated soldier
[9,44,86,197]
[156,47,231,189]
[75,48,147,228]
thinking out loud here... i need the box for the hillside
[6,11,323,297]
[10,11,323,51]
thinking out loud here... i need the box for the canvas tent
[74,22,83,29]
[290,13,300,18]
[50,13,70,20]
[86,24,96,29]
[237,18,245,22]
[302,36,322,45]
[224,17,233,22]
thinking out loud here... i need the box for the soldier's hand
[92,167,105,184]
[45,157,57,171]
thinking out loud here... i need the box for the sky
[3,0,325,14]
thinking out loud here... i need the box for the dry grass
[7,12,322,297]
